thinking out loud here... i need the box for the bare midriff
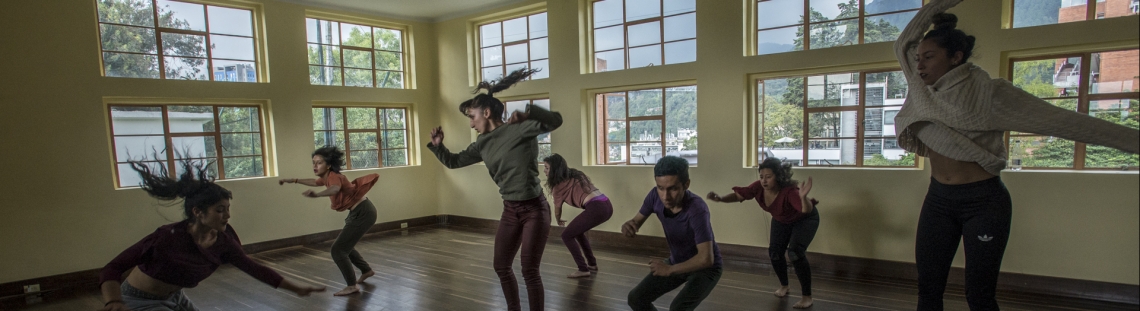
[125,268,182,297]
[926,150,996,185]
[579,190,604,207]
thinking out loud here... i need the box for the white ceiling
[275,0,529,22]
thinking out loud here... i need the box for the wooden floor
[14,225,1135,311]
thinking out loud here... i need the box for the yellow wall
[0,0,1137,287]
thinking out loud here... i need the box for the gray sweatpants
[332,198,377,285]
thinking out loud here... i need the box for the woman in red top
[542,153,613,278]
[280,146,379,296]
[707,157,819,309]
[99,159,324,311]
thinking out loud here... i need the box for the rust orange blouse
[317,171,378,211]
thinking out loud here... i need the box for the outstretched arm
[706,191,743,203]
[990,81,1140,154]
[279,178,320,187]
[426,126,484,168]
[513,105,564,137]
[895,0,965,80]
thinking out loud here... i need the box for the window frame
[305,11,413,89]
[501,96,554,163]
[746,0,926,56]
[1008,0,1139,29]
[586,0,698,73]
[468,3,547,85]
[311,104,414,170]
[588,82,698,166]
[475,11,550,82]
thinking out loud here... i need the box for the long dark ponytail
[459,68,540,118]
[129,158,232,221]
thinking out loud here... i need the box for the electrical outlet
[400,222,408,229]
[23,284,40,293]
[24,284,42,305]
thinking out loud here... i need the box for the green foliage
[307,23,403,88]
[792,0,902,50]
[864,153,915,166]
[98,0,207,79]
[683,136,698,150]
[312,108,409,168]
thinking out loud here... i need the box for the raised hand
[302,190,318,198]
[621,219,639,238]
[800,177,813,197]
[430,126,444,146]
[649,259,672,276]
[557,219,567,227]
[706,191,721,202]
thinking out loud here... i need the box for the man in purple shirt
[621,156,722,311]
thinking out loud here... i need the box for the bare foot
[567,270,591,278]
[333,285,360,296]
[356,270,375,284]
[587,265,598,272]
[774,286,790,298]
[793,296,813,309]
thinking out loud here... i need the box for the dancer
[708,157,819,309]
[894,1,1140,309]
[279,146,379,296]
[99,159,324,311]
[622,156,722,311]
[542,153,613,278]
[427,68,561,311]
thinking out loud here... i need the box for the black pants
[916,177,1011,311]
[627,261,722,311]
[770,208,819,296]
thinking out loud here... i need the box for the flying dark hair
[758,157,796,190]
[923,13,976,65]
[312,146,345,173]
[542,154,593,191]
[459,68,540,119]
[654,156,690,183]
[129,158,232,221]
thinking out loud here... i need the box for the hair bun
[932,13,958,30]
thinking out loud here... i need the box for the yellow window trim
[310,101,421,167]
[998,39,1140,78]
[467,2,549,86]
[305,10,418,89]
[583,80,698,166]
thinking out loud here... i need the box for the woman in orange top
[280,146,379,296]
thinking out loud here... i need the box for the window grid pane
[754,0,919,54]
[314,107,410,169]
[597,87,696,165]
[478,12,550,81]
[305,18,406,88]
[593,0,696,72]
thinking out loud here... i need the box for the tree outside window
[313,107,410,169]
[597,85,697,165]
[755,0,921,55]
[306,18,405,88]
[479,12,549,81]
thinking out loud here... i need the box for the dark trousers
[331,198,376,286]
[770,208,819,296]
[627,262,722,311]
[561,198,613,271]
[495,195,552,311]
[916,177,1011,311]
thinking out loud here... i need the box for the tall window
[503,99,553,162]
[479,12,549,81]
[1012,0,1139,28]
[108,104,266,188]
[97,0,260,81]
[591,0,697,72]
[306,18,406,88]
[753,0,921,55]
[596,85,697,165]
[756,69,916,167]
[1007,49,1139,170]
[312,107,410,169]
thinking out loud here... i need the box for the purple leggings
[561,196,614,272]
[496,195,551,311]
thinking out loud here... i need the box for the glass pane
[374,28,402,51]
[629,89,664,117]
[607,121,627,142]
[349,150,379,169]
[607,143,627,162]
[810,0,855,22]
[118,162,165,188]
[307,44,340,66]
[594,50,625,72]
[219,107,260,132]
[1009,135,1074,168]
[865,71,908,105]
[98,0,155,27]
[482,66,503,81]
[110,106,164,135]
[530,38,549,60]
[537,131,552,143]
[503,17,528,43]
[384,109,406,129]
[809,19,859,49]
[862,107,885,136]
[594,26,625,52]
[384,130,406,149]
[757,26,802,55]
[318,107,345,130]
[505,63,529,78]
[341,23,372,48]
[1012,57,1081,97]
[1091,50,1139,94]
[865,0,921,15]
[664,0,696,15]
[1086,99,1139,168]
[631,120,663,141]
[504,43,529,64]
[808,111,857,138]
[312,108,326,130]
[504,100,530,121]
[309,66,342,85]
[161,33,206,57]
[171,136,215,158]
[377,71,403,89]
[173,160,218,180]
[343,49,373,69]
[314,131,346,150]
[663,13,695,41]
[480,22,502,47]
[167,105,214,133]
[345,69,373,87]
[664,40,696,64]
[100,24,157,53]
[530,60,550,79]
[221,133,261,156]
[210,34,255,60]
[211,60,256,82]
[375,51,401,70]
[349,132,379,150]
[807,72,859,107]
[628,21,662,47]
[223,156,263,178]
[1013,0,1077,28]
[347,108,377,129]
[529,13,548,38]
[808,138,857,166]
[156,0,205,31]
[537,143,552,163]
[163,56,208,80]
[482,46,503,66]
[103,52,160,78]
[665,85,697,146]
[628,45,662,68]
[758,0,803,29]
[207,6,253,36]
[594,0,624,28]
[863,11,915,44]
[114,136,167,161]
[760,97,803,151]
[306,18,340,44]
[630,144,663,164]
[606,94,627,118]
[627,0,661,22]
[383,149,408,167]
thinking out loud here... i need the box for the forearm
[427,143,480,168]
[100,281,123,304]
[669,254,713,274]
[277,279,302,292]
[527,106,563,132]
[555,204,564,221]
[801,196,814,214]
[314,187,340,197]
[293,178,319,186]
[719,193,743,203]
